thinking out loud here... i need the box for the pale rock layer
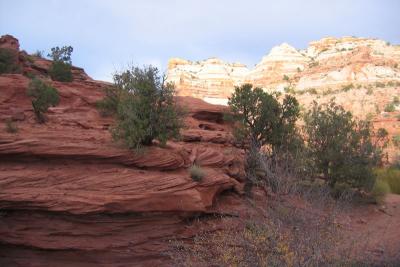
[167,36,400,102]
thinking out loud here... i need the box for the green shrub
[297,90,305,95]
[48,46,73,63]
[322,88,334,96]
[366,87,373,95]
[393,135,400,147]
[304,100,385,189]
[375,82,386,88]
[229,84,304,193]
[341,83,354,92]
[105,65,183,149]
[27,78,60,123]
[392,154,400,169]
[309,61,319,68]
[32,50,44,58]
[48,46,73,82]
[96,86,121,117]
[365,113,374,121]
[307,88,318,94]
[228,83,300,152]
[375,168,400,194]
[0,48,20,74]
[371,179,390,203]
[5,119,18,133]
[189,164,205,182]
[384,103,395,112]
[26,55,34,63]
[283,86,295,94]
[393,96,399,105]
[48,61,73,82]
[24,72,36,79]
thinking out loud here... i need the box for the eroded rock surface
[0,35,246,266]
[167,36,400,103]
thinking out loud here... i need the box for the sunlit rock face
[166,36,400,103]
[167,57,249,100]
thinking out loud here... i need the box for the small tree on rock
[27,78,60,123]
[48,46,73,82]
[0,48,21,74]
[99,65,183,150]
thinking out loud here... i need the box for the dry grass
[4,119,18,133]
[189,164,205,182]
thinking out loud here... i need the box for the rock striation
[0,35,246,266]
[167,36,400,103]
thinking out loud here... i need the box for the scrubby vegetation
[384,103,395,112]
[371,178,391,204]
[97,65,183,150]
[48,46,73,82]
[170,180,360,266]
[297,88,318,95]
[229,84,388,193]
[171,83,397,265]
[375,81,386,88]
[341,83,354,92]
[189,164,205,182]
[282,74,290,81]
[4,119,18,133]
[383,97,399,112]
[228,84,301,153]
[32,50,44,58]
[304,100,387,190]
[27,78,60,123]
[95,86,121,117]
[0,48,20,74]
[228,84,304,193]
[393,134,400,147]
[308,60,319,68]
[375,168,400,195]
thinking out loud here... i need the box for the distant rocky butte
[166,36,400,105]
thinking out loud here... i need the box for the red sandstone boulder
[0,34,20,50]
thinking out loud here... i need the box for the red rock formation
[0,35,246,266]
[0,34,20,50]
[167,36,400,103]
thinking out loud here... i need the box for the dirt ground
[340,194,400,264]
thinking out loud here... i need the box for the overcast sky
[1,0,399,81]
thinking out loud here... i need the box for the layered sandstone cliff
[0,35,247,266]
[167,36,400,104]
